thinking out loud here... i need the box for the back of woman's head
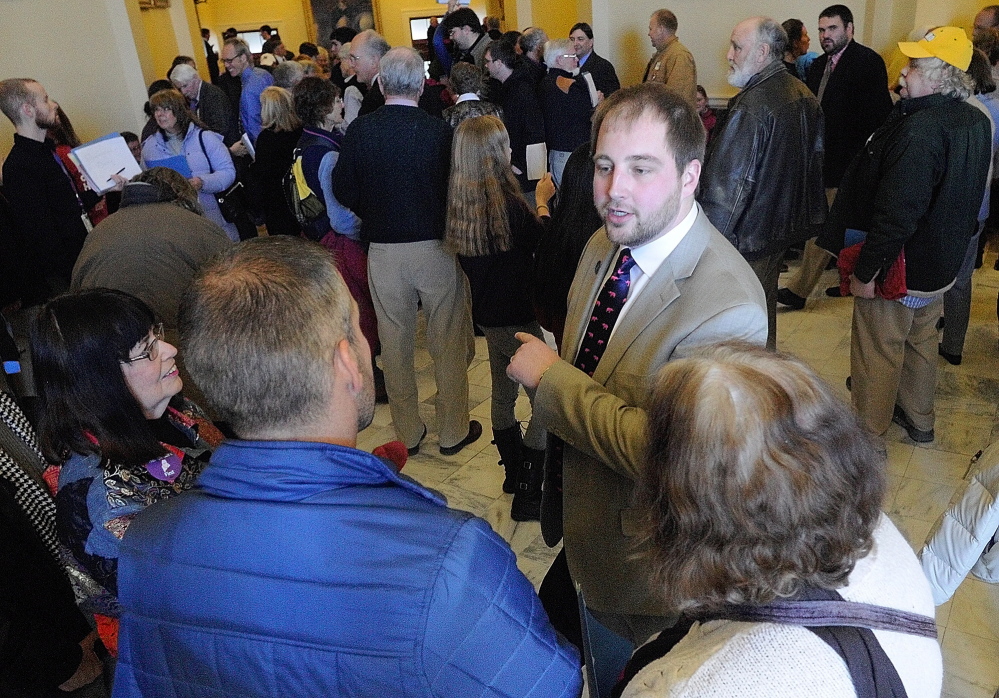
[446,115,524,257]
[639,342,886,612]
[549,142,602,247]
[31,289,162,465]
[48,106,81,148]
[293,76,338,127]
[260,86,302,131]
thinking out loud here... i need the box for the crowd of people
[2,2,998,696]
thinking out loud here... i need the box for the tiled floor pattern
[356,257,999,698]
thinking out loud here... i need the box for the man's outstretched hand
[507,333,560,389]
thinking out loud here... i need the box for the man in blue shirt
[220,37,273,145]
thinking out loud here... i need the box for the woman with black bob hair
[31,289,214,649]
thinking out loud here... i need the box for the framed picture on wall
[311,0,375,46]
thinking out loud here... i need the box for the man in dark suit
[201,27,220,84]
[170,63,239,147]
[508,83,766,646]
[778,4,893,309]
[570,22,620,96]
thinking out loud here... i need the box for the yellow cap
[898,26,973,71]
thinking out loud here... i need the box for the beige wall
[531,0,579,39]
[0,0,150,156]
[589,0,989,99]
[593,0,869,98]
[198,0,314,52]
[142,7,181,81]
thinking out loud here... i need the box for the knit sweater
[621,516,941,698]
[332,104,452,244]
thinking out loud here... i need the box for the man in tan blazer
[509,83,766,645]
[644,9,698,108]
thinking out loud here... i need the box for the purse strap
[699,599,936,638]
[197,128,215,175]
[697,587,933,698]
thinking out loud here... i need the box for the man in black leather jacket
[700,17,825,349]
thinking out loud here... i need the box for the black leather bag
[197,130,256,239]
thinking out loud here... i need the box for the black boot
[491,425,523,494]
[511,447,544,521]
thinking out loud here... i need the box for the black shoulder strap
[197,128,215,175]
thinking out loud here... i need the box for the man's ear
[333,337,364,396]
[681,158,701,197]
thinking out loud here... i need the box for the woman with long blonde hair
[445,115,545,521]
[250,86,302,236]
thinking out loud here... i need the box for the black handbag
[197,131,255,237]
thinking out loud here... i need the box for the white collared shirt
[606,202,699,343]
[456,92,480,103]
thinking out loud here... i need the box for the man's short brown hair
[652,9,678,34]
[591,82,705,175]
[179,237,355,437]
[0,78,38,126]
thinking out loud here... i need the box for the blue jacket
[112,440,582,697]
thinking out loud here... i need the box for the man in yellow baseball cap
[898,26,973,71]
[816,24,989,442]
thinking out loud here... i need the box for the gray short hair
[169,63,198,86]
[544,38,574,69]
[179,236,356,437]
[755,17,788,64]
[911,56,974,99]
[272,60,305,88]
[355,29,390,60]
[379,47,425,99]
[519,27,548,58]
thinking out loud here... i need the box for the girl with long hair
[445,115,545,521]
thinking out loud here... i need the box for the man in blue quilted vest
[111,236,582,697]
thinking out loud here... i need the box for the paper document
[241,132,256,160]
[70,134,143,194]
[582,72,599,107]
[526,142,548,181]
[144,155,193,179]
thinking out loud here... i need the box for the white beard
[727,63,755,88]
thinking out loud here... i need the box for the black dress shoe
[440,420,483,456]
[892,405,934,443]
[407,425,428,456]
[938,344,962,366]
[825,285,844,297]
[776,288,806,310]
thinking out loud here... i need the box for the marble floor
[356,255,999,698]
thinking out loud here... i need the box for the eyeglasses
[348,54,361,63]
[221,56,241,65]
[560,54,578,60]
[122,324,164,364]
